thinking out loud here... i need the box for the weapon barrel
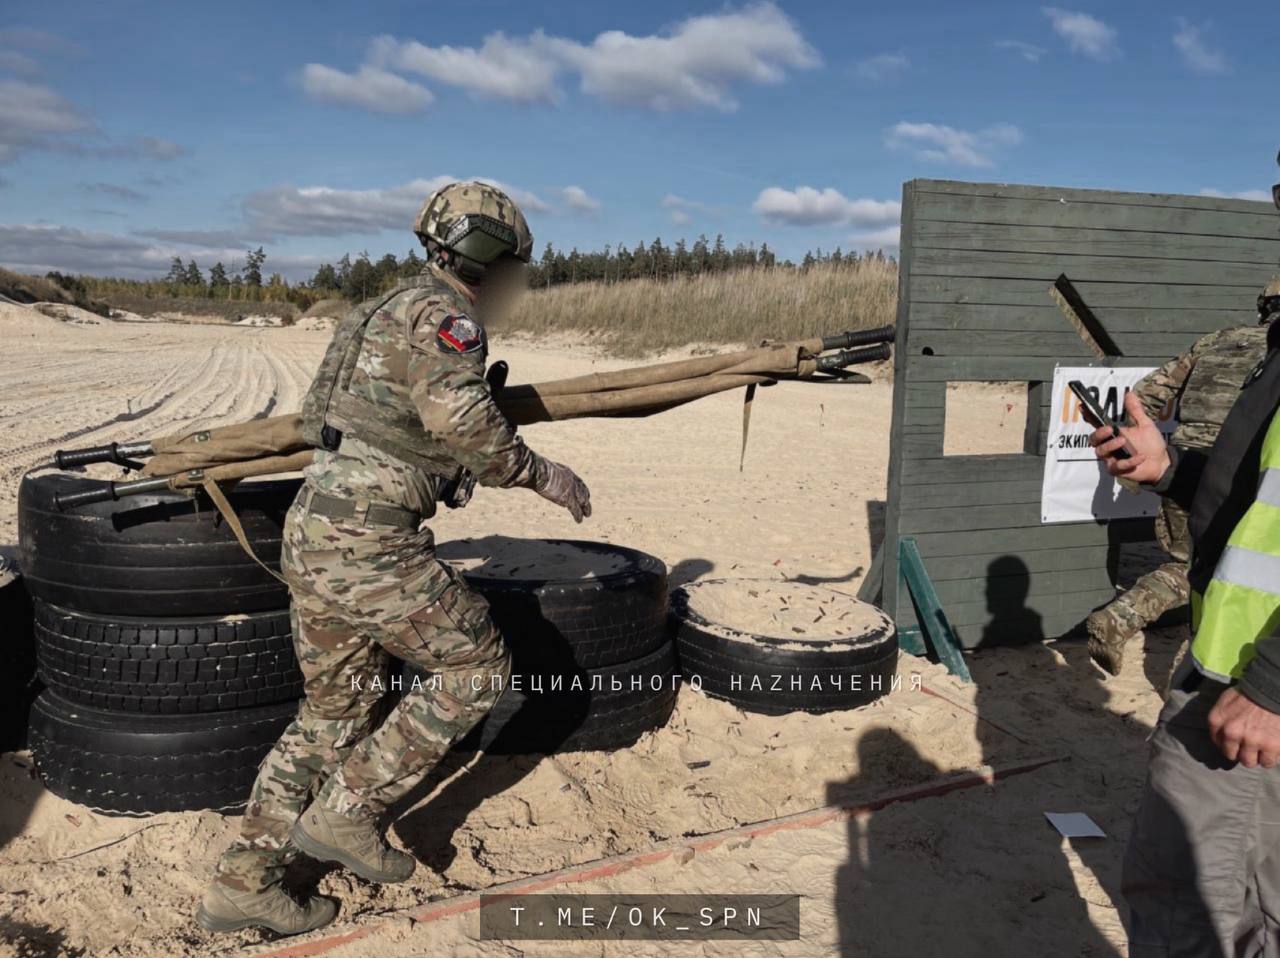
[53,476,173,511]
[815,343,892,372]
[53,441,154,469]
[821,326,895,351]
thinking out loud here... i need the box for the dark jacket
[1154,320,1280,710]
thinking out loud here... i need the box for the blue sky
[0,1,1274,280]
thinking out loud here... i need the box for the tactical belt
[300,488,421,530]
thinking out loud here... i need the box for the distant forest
[77,235,895,310]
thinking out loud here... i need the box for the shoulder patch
[435,314,485,354]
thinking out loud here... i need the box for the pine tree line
[77,237,893,309]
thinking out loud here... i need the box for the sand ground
[0,303,1171,957]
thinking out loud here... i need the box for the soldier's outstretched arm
[407,301,591,521]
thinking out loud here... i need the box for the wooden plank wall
[861,179,1279,648]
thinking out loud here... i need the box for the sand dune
[0,302,1163,957]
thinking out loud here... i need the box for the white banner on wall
[1040,366,1177,524]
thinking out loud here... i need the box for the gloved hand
[531,454,592,523]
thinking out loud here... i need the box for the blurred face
[476,255,529,324]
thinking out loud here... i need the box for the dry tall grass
[506,259,898,356]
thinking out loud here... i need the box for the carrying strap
[739,383,757,472]
[200,477,289,585]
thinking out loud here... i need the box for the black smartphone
[1068,380,1132,460]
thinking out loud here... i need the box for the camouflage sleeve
[1133,342,1202,420]
[406,298,533,488]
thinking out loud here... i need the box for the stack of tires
[670,578,899,715]
[424,537,679,754]
[0,552,37,751]
[18,474,304,814]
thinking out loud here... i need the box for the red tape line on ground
[246,753,1063,958]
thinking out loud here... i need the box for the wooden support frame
[859,179,1280,647]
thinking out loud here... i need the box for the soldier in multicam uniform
[196,182,592,936]
[1086,279,1280,675]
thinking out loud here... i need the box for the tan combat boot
[195,880,336,935]
[1086,609,1140,677]
[290,801,416,883]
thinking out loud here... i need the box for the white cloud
[369,32,560,103]
[849,225,900,251]
[996,40,1047,63]
[0,223,325,281]
[243,176,549,237]
[1199,188,1271,203]
[1173,19,1228,75]
[545,3,819,111]
[244,177,454,236]
[79,182,147,203]
[300,63,434,114]
[309,4,818,114]
[854,53,908,83]
[560,185,601,215]
[661,194,724,227]
[136,136,186,160]
[886,121,1022,168]
[754,187,900,228]
[0,78,93,161]
[1042,8,1119,61]
[0,50,40,75]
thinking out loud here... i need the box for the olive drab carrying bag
[45,326,895,513]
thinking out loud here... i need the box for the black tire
[671,579,899,715]
[34,602,303,714]
[407,641,679,755]
[18,473,300,617]
[1,554,37,750]
[437,536,669,672]
[28,690,297,815]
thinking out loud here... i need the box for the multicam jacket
[300,264,532,511]
[1135,323,1272,452]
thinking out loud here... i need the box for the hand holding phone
[1068,380,1132,460]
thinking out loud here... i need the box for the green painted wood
[910,178,1274,217]
[898,501,1049,534]
[898,454,1045,484]
[927,567,1119,606]
[856,542,886,605]
[870,179,1258,646]
[910,184,1278,240]
[898,479,1044,509]
[898,606,1102,649]
[907,519,1154,558]
[910,276,1257,310]
[910,303,1255,335]
[879,182,917,632]
[912,220,1280,264]
[905,355,1177,383]
[898,537,972,681]
[910,329,1199,358]
[906,545,1128,582]
[914,248,1277,288]
[897,625,928,656]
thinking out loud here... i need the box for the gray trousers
[1124,658,1280,956]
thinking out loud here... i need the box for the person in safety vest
[1091,263,1280,953]
[196,182,590,936]
[1085,285,1279,675]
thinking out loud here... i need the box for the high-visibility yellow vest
[1191,410,1280,681]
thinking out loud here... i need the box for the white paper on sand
[1044,812,1106,839]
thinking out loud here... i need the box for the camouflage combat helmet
[414,181,533,283]
[1260,278,1280,323]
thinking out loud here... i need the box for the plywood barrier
[859,179,1279,647]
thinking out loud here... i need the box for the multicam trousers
[1093,498,1193,641]
[214,496,510,892]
